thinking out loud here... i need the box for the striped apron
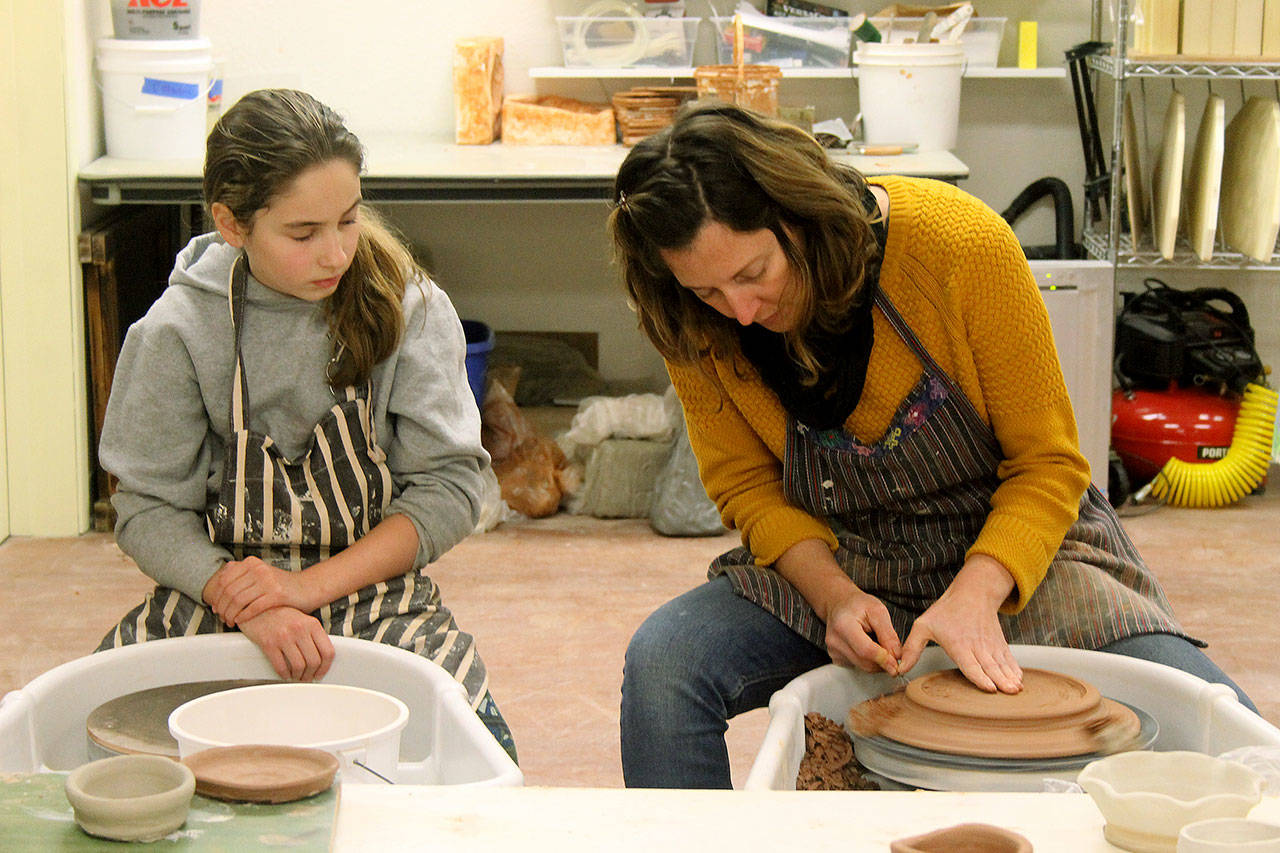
[99,254,492,710]
[711,288,1192,651]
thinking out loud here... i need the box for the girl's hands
[204,558,334,680]
[898,554,1023,694]
[824,588,904,676]
[237,606,334,682]
[203,556,311,628]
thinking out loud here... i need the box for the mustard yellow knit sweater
[667,176,1091,613]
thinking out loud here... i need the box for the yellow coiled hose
[1138,383,1279,508]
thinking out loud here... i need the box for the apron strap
[872,287,949,379]
[226,253,368,431]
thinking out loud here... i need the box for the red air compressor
[1111,385,1238,484]
[1109,279,1268,506]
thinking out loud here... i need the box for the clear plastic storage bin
[869,16,1007,67]
[746,644,1280,791]
[0,634,522,787]
[557,16,701,68]
[712,16,852,68]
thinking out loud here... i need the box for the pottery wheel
[86,679,277,758]
[850,668,1142,759]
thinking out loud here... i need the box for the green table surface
[0,772,337,850]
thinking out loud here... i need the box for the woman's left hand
[204,556,310,627]
[897,554,1023,694]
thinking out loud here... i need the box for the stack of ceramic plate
[847,668,1158,792]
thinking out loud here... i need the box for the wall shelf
[1082,230,1280,270]
[78,135,969,205]
[529,66,1066,80]
[1087,53,1280,80]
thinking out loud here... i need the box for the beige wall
[0,0,89,537]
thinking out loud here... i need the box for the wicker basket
[693,65,782,117]
[610,86,697,146]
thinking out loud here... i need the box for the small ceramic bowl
[64,754,196,842]
[1078,751,1265,853]
[1178,818,1280,852]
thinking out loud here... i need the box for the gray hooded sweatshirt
[99,233,489,603]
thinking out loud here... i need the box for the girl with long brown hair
[97,89,515,762]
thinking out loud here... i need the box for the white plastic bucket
[168,683,409,784]
[855,42,965,151]
[96,37,212,160]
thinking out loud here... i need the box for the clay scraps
[796,712,881,791]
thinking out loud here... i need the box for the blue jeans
[619,576,1257,789]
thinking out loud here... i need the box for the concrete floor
[1,488,1277,788]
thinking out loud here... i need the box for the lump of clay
[796,712,880,791]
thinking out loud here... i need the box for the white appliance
[1030,260,1115,497]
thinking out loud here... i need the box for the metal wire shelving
[1082,0,1280,269]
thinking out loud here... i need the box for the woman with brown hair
[610,101,1252,788]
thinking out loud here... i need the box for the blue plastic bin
[462,320,494,408]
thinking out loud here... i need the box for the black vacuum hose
[1000,177,1077,260]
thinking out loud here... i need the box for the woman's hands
[777,539,1022,692]
[898,553,1023,694]
[824,588,904,676]
[774,538,905,677]
[203,556,312,628]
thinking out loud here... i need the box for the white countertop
[331,786,1280,851]
[78,135,968,204]
[79,137,969,180]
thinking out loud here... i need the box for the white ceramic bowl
[64,754,195,842]
[1178,818,1280,852]
[1079,751,1265,853]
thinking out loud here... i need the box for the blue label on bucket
[140,77,199,100]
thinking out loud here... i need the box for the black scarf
[738,187,885,431]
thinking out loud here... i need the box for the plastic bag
[558,391,677,464]
[481,369,537,465]
[473,466,516,534]
[480,375,570,519]
[649,414,727,537]
[493,436,568,518]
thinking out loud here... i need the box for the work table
[5,775,1277,848]
[332,786,1280,851]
